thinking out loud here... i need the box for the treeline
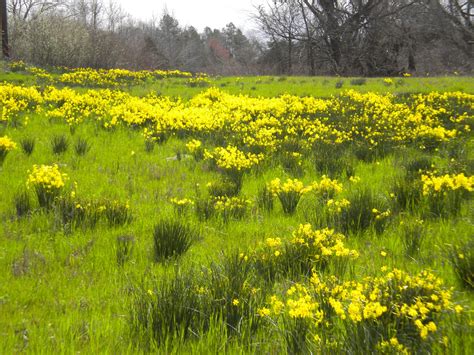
[6,0,474,76]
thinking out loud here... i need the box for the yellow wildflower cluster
[186,76,211,87]
[185,139,202,153]
[268,178,313,214]
[170,197,194,206]
[377,337,410,354]
[27,164,68,208]
[268,178,312,195]
[0,136,16,152]
[326,198,351,213]
[291,224,359,259]
[267,284,324,321]
[1,81,472,154]
[214,196,252,221]
[309,268,457,341]
[371,208,392,220]
[312,175,343,199]
[205,145,263,172]
[27,164,67,192]
[421,172,474,196]
[244,224,358,274]
[0,136,16,164]
[57,67,192,87]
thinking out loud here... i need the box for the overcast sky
[114,0,262,32]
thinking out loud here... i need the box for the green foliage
[449,241,474,290]
[152,219,197,261]
[51,134,69,155]
[20,137,35,156]
[13,189,32,217]
[74,137,91,156]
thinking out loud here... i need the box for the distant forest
[4,0,474,76]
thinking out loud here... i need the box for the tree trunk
[1,0,9,58]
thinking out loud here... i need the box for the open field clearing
[1,64,473,353]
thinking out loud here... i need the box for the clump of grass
[350,78,366,86]
[116,235,135,266]
[400,217,425,256]
[257,185,274,212]
[74,137,91,156]
[449,241,473,290]
[51,134,69,154]
[20,137,35,156]
[313,142,354,178]
[144,139,154,153]
[280,151,304,177]
[207,179,240,198]
[214,196,251,223]
[54,195,102,231]
[390,177,423,212]
[131,272,205,346]
[103,199,132,226]
[13,190,31,217]
[152,219,197,261]
[336,188,390,234]
[195,197,215,221]
[403,156,433,181]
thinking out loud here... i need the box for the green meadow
[0,65,473,353]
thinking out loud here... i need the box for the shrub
[152,219,197,261]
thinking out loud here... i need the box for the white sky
[114,0,262,32]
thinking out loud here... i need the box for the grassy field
[0,64,473,353]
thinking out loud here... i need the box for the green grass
[0,70,473,353]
